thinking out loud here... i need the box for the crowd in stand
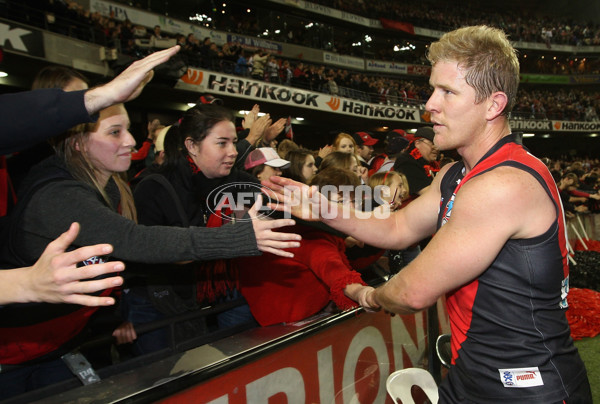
[175,42,434,106]
[5,0,600,122]
[172,37,600,122]
[514,88,600,121]
[313,0,600,47]
[12,0,600,51]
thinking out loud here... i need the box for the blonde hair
[52,106,137,222]
[368,171,409,199]
[427,25,520,115]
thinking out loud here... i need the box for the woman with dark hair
[282,148,318,183]
[127,104,291,354]
[0,103,299,396]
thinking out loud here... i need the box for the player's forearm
[371,275,424,315]
[322,209,410,250]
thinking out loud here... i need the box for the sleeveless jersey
[436,135,590,403]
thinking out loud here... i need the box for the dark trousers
[0,358,75,399]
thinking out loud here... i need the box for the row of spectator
[311,0,600,47]
[11,0,600,68]
[136,32,600,122]
[547,158,600,215]
[115,0,600,56]
[514,88,600,122]
[5,0,600,121]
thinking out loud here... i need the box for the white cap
[245,147,290,170]
[155,125,170,152]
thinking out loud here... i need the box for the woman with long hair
[367,170,418,273]
[282,148,318,183]
[128,104,288,354]
[332,132,356,154]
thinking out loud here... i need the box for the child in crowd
[368,171,417,274]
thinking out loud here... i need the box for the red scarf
[187,155,238,302]
[410,146,439,178]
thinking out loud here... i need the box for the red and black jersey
[437,135,590,403]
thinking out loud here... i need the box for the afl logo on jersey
[441,193,456,226]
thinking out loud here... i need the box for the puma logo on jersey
[499,367,544,388]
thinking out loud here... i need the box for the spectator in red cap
[245,147,290,182]
[197,94,223,105]
[351,131,378,168]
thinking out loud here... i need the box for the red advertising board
[407,65,432,77]
[159,310,435,403]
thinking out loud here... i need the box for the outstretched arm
[0,46,181,155]
[84,45,180,114]
[262,172,442,250]
[0,223,124,306]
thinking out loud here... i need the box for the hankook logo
[180,68,203,85]
[326,97,341,111]
[0,22,44,57]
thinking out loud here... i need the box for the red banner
[380,18,415,35]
